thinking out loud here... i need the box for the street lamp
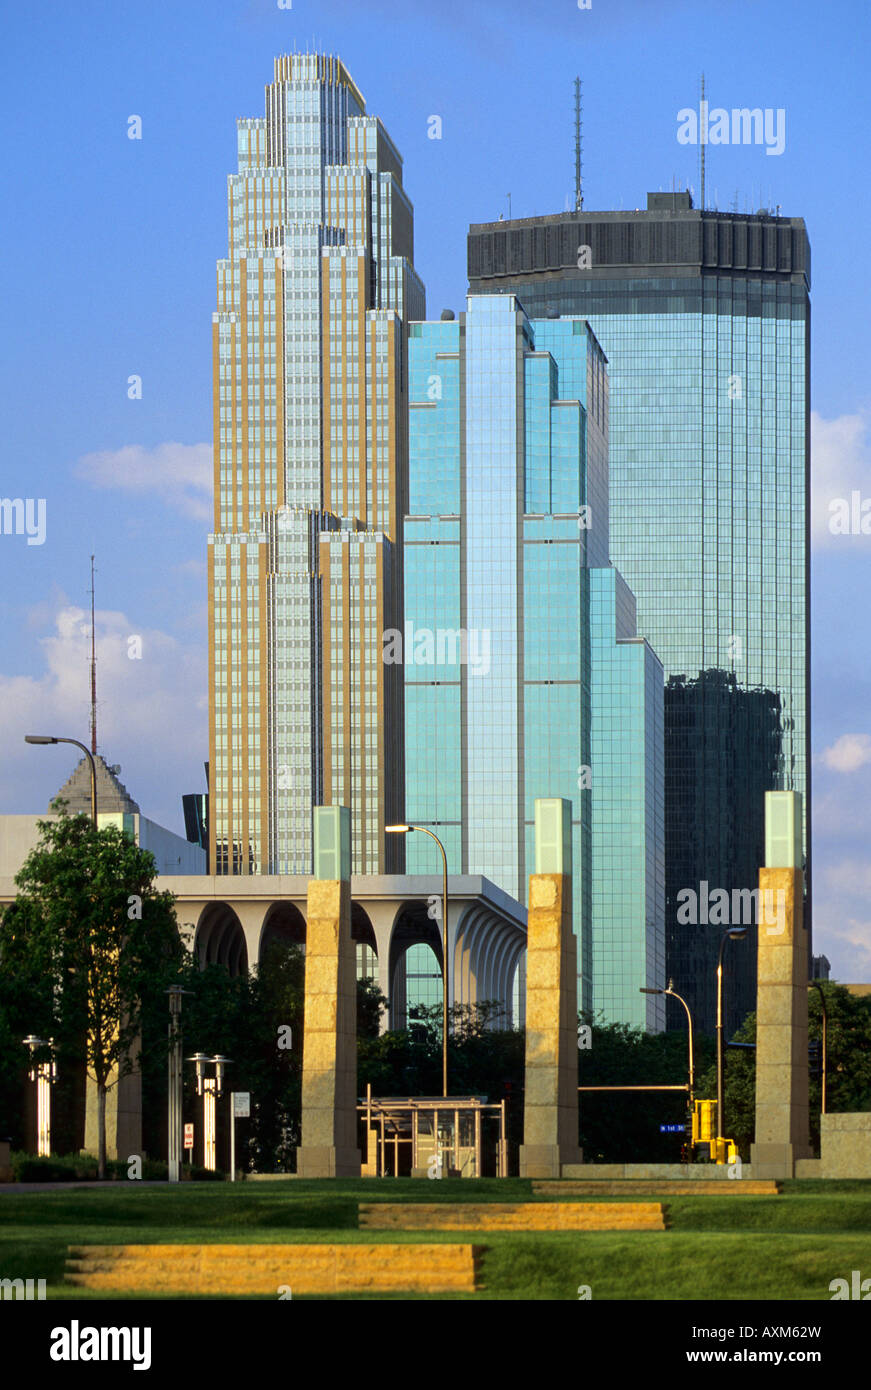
[166,987,192,1183]
[641,979,695,1110]
[22,1036,56,1157]
[716,928,748,1154]
[809,981,828,1115]
[25,735,98,826]
[186,1053,232,1172]
[386,823,449,1098]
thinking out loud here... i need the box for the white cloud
[812,856,871,981]
[0,603,206,832]
[811,410,871,551]
[74,442,213,521]
[820,733,871,773]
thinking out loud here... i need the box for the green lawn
[2,1178,870,1300]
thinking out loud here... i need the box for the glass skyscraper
[468,192,810,1034]
[404,295,664,1026]
[209,53,424,876]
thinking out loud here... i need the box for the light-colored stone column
[519,798,582,1179]
[750,792,811,1179]
[296,806,361,1178]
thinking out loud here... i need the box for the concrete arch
[454,903,525,1026]
[194,902,249,978]
[259,900,307,960]
[351,901,379,988]
[156,872,527,1033]
[388,902,444,1031]
[351,901,377,953]
[458,905,497,1003]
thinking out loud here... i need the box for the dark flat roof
[468,203,810,289]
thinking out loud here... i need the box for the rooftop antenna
[699,72,706,211]
[574,76,584,211]
[89,554,97,756]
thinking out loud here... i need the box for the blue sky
[1,0,870,978]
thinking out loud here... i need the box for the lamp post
[386,823,449,1098]
[641,979,695,1112]
[809,981,828,1115]
[716,928,748,1154]
[186,1052,232,1172]
[25,735,98,825]
[22,1036,56,1157]
[166,987,192,1182]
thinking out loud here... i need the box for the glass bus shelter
[358,1089,508,1178]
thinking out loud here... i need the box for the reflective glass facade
[468,195,810,1033]
[209,54,424,875]
[405,296,664,1026]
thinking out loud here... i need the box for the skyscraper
[209,54,424,876]
[468,192,810,1033]
[404,295,664,1025]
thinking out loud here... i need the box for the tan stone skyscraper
[209,54,424,875]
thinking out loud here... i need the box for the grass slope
[1,1179,869,1300]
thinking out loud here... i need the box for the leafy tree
[696,982,871,1157]
[357,975,387,1040]
[357,1000,525,1155]
[176,942,306,1173]
[576,1013,716,1162]
[0,806,183,1177]
[169,956,387,1173]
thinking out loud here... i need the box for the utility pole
[89,554,98,755]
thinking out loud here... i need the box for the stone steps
[65,1243,482,1294]
[358,1202,666,1231]
[533,1180,781,1196]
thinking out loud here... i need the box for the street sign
[233,1091,250,1118]
[659,1124,685,1133]
[183,1123,194,1149]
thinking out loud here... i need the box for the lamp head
[25,735,57,745]
[212,1054,232,1097]
[186,1052,209,1094]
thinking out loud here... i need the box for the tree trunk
[98,1081,107,1180]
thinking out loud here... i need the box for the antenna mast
[699,72,706,211]
[574,76,583,212]
[89,554,97,755]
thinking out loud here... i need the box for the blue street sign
[659,1124,685,1133]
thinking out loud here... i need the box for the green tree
[172,954,386,1173]
[696,983,871,1157]
[0,806,183,1177]
[357,975,387,1040]
[576,1014,716,1162]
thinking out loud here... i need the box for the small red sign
[183,1123,194,1149]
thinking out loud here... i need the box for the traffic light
[692,1098,716,1146]
[710,1137,739,1165]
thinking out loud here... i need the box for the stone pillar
[519,798,582,1178]
[296,806,361,1178]
[750,792,811,1179]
